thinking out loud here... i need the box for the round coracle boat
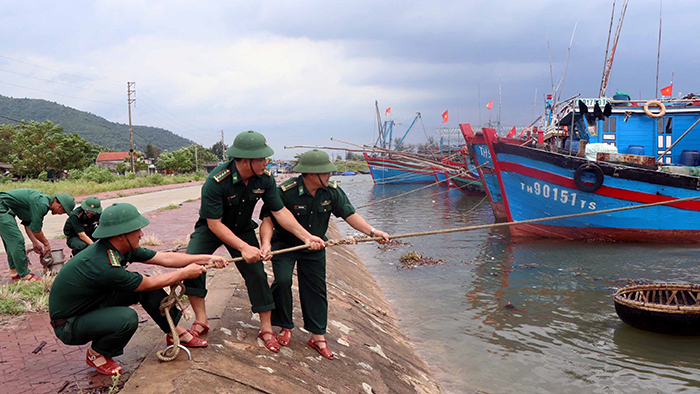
[614,283,700,335]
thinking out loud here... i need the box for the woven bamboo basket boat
[614,283,700,335]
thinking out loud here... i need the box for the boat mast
[599,0,629,98]
[599,0,616,97]
[654,0,663,99]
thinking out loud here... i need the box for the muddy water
[334,175,700,394]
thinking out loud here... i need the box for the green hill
[0,95,194,151]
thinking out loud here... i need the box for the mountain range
[0,95,193,151]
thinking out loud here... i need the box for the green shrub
[126,172,137,180]
[82,166,114,183]
[149,173,165,185]
[68,169,83,180]
[38,171,48,180]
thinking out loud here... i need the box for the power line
[137,91,210,134]
[0,67,122,96]
[0,115,21,123]
[0,80,122,106]
[0,54,123,87]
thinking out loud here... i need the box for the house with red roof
[95,152,136,170]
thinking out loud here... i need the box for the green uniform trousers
[66,237,89,257]
[53,288,181,358]
[184,225,274,313]
[270,242,327,334]
[0,203,30,278]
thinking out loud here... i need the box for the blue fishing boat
[483,95,700,242]
[460,124,526,220]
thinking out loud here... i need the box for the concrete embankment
[121,223,442,394]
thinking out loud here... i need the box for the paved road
[1,184,203,254]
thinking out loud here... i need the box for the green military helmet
[54,193,75,214]
[293,149,338,174]
[225,130,275,159]
[80,196,102,214]
[92,203,150,238]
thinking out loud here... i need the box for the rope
[157,192,700,362]
[156,281,187,362]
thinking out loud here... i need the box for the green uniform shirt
[49,240,156,320]
[0,189,52,232]
[63,208,100,240]
[260,175,355,246]
[198,160,284,233]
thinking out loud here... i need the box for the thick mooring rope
[157,192,700,361]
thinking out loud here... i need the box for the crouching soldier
[259,150,390,360]
[49,203,228,376]
[63,196,102,256]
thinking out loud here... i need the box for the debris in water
[398,251,443,269]
[378,239,411,250]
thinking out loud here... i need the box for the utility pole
[127,82,136,173]
[221,130,225,161]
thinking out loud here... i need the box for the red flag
[486,100,493,110]
[442,110,449,123]
[518,127,527,138]
[506,126,516,138]
[660,84,673,97]
[385,107,391,115]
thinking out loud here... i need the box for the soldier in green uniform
[185,130,325,353]
[259,150,389,360]
[49,203,228,376]
[63,196,102,256]
[0,189,75,281]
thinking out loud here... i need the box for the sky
[0,0,697,159]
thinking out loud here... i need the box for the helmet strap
[126,235,136,252]
[317,174,327,188]
[248,160,254,176]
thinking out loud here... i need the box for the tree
[0,124,17,163]
[144,143,162,160]
[121,151,148,173]
[185,144,218,171]
[209,141,228,161]
[9,120,94,177]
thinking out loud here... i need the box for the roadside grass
[172,237,189,249]
[157,204,180,212]
[0,173,202,196]
[0,273,55,315]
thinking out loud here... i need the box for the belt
[50,318,68,328]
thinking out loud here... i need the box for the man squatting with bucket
[49,203,228,375]
[183,130,326,353]
[259,149,390,359]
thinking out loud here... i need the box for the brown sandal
[277,328,292,347]
[190,321,209,338]
[18,273,41,282]
[258,331,280,353]
[308,337,334,360]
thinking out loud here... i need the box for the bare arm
[144,251,228,269]
[135,264,206,292]
[207,218,261,263]
[271,207,325,250]
[77,232,94,246]
[345,213,390,243]
[26,227,50,254]
[259,216,274,261]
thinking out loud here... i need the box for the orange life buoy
[644,100,666,118]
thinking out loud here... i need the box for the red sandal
[190,321,209,338]
[277,328,292,347]
[167,330,208,348]
[19,273,41,282]
[308,337,334,360]
[258,331,280,353]
[86,350,122,376]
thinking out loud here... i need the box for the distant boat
[340,171,356,176]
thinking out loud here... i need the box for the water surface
[334,175,700,394]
